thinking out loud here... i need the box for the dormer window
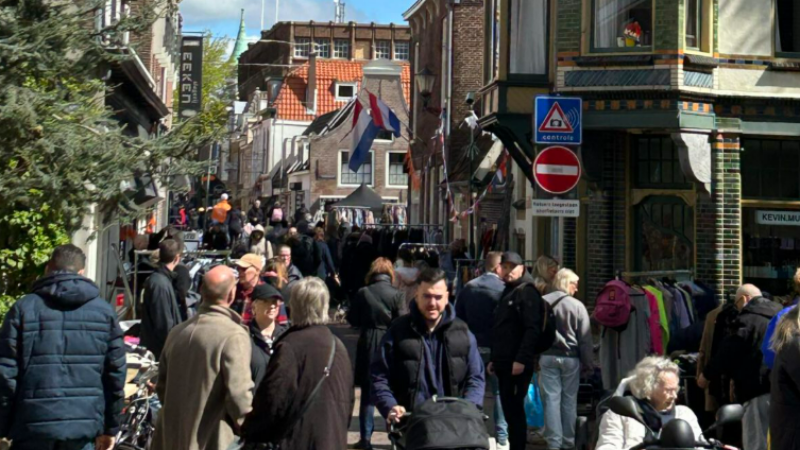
[335,82,358,101]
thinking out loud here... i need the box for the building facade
[404,0,496,250]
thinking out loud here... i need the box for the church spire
[230,9,249,62]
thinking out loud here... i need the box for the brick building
[403,0,496,250]
[229,21,411,209]
[238,21,412,103]
[279,60,412,212]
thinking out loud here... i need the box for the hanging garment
[643,289,665,356]
[676,286,696,324]
[600,287,652,390]
[643,286,671,351]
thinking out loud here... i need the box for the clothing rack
[616,269,693,281]
[371,223,442,228]
[398,243,450,251]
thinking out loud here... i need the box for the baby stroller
[389,396,490,450]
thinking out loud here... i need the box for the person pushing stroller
[371,268,486,447]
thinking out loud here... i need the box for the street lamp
[415,67,436,109]
[466,91,477,258]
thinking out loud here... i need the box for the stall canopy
[331,183,384,211]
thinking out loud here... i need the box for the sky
[180,0,410,53]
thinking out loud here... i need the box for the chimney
[306,51,317,114]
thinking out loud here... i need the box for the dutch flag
[368,91,401,137]
[349,100,381,173]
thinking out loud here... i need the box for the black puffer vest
[387,308,471,410]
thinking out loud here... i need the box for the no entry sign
[533,146,582,194]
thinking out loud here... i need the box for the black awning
[330,183,385,212]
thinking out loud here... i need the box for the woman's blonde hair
[289,277,330,327]
[553,268,579,294]
[265,258,287,289]
[793,268,800,295]
[771,305,800,354]
[535,255,560,282]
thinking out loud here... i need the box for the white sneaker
[496,441,510,450]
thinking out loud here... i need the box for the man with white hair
[699,284,781,450]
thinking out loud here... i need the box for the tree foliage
[0,0,223,315]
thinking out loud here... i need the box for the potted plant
[624,21,642,47]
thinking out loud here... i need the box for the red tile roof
[274,60,411,122]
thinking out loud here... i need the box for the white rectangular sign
[531,199,581,217]
[756,210,800,226]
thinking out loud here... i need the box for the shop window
[334,39,350,58]
[593,0,653,52]
[743,207,800,300]
[509,0,548,76]
[776,0,800,56]
[387,152,408,187]
[685,0,701,49]
[635,196,694,271]
[742,139,800,200]
[340,151,373,186]
[314,38,330,58]
[634,136,691,189]
[375,40,391,59]
[294,37,311,58]
[394,41,410,61]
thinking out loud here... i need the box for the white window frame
[335,82,358,102]
[314,38,331,58]
[334,39,350,58]
[374,129,395,143]
[338,150,375,187]
[394,41,410,60]
[386,151,409,189]
[375,40,391,59]
[294,37,311,58]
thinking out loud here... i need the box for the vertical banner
[179,36,203,119]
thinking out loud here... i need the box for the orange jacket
[211,200,231,223]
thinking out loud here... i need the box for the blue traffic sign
[534,96,582,145]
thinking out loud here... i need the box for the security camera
[465,92,475,105]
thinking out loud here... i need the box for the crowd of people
[4,208,800,450]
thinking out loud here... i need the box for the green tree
[0,0,218,317]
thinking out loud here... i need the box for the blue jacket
[370,304,485,418]
[0,271,127,442]
[455,273,505,348]
[762,298,799,370]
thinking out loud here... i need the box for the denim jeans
[490,372,509,445]
[743,394,770,450]
[11,440,94,450]
[359,382,375,442]
[539,355,581,450]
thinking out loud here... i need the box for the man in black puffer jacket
[0,244,126,450]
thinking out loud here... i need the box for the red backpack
[592,280,632,330]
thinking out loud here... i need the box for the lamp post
[414,67,436,225]
[466,92,476,258]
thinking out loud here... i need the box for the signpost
[534,96,582,145]
[532,145,582,195]
[179,36,204,119]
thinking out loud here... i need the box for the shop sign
[531,199,580,218]
[179,36,203,119]
[756,210,800,226]
[532,146,582,194]
[534,96,582,145]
